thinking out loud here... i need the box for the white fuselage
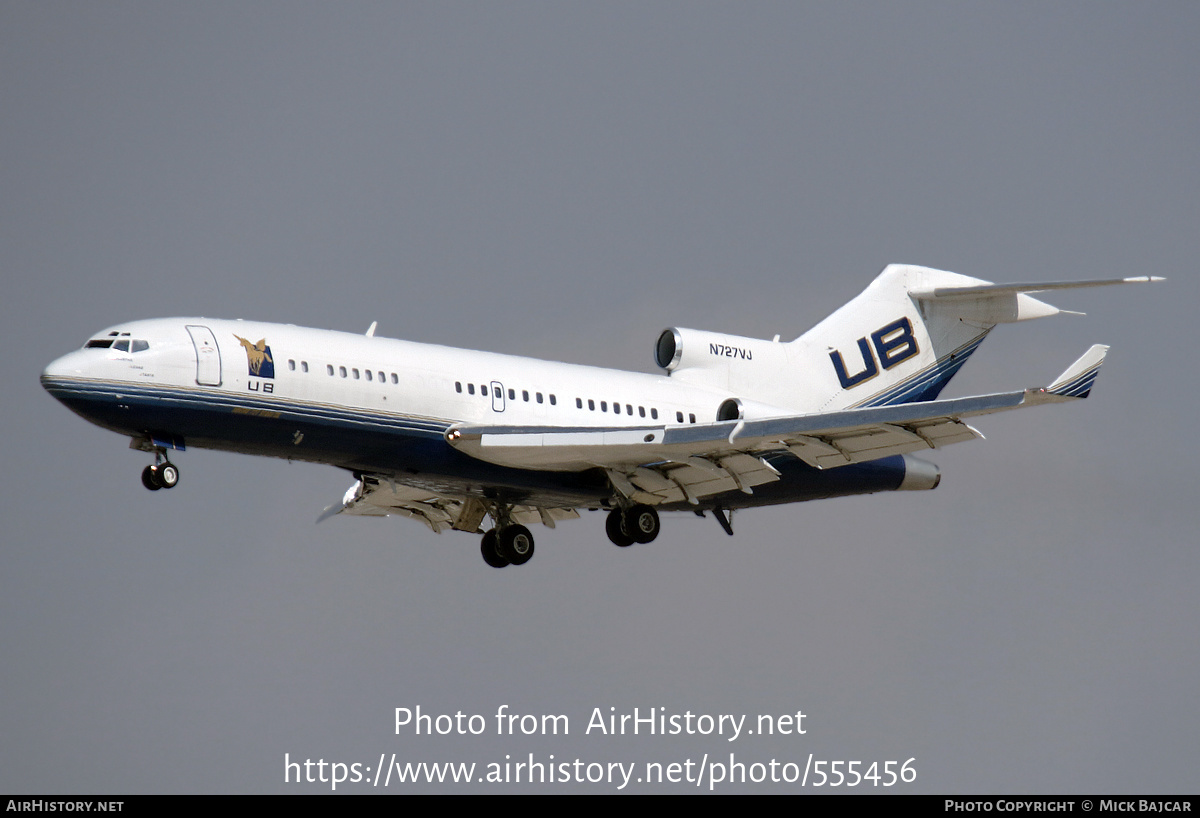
[44,317,754,434]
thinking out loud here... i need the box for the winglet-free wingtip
[1047,344,1109,398]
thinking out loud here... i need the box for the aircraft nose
[40,350,87,393]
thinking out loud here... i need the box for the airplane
[40,264,1159,568]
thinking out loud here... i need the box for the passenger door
[185,325,222,386]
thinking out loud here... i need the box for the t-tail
[787,264,1160,412]
[654,264,1158,415]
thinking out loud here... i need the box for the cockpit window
[85,336,149,352]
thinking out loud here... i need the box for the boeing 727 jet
[41,264,1158,567]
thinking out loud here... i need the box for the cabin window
[301,361,309,373]
[676,411,683,423]
[468,383,475,395]
[588,399,595,411]
[651,408,658,420]
[365,370,373,381]
[494,386,502,399]
[576,398,583,409]
[522,390,529,402]
[626,404,633,415]
[352,368,360,379]
[340,366,347,378]
[508,388,515,400]
[288,359,296,371]
[536,392,543,404]
[689,413,696,424]
[456,382,463,393]
[639,406,645,418]
[601,401,607,412]
[550,395,556,405]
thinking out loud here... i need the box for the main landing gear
[480,523,535,568]
[605,504,660,547]
[140,457,180,491]
[476,502,662,567]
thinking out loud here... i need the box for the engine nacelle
[654,327,792,396]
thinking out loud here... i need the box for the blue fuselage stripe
[43,375,911,509]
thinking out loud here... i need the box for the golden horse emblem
[234,335,275,378]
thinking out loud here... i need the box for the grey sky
[2,2,1197,792]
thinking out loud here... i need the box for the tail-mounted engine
[654,327,791,395]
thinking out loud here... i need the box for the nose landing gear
[141,458,180,491]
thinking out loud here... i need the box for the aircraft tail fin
[786,265,1156,412]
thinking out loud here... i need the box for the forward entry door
[186,325,223,386]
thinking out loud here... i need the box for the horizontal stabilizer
[907,275,1162,326]
[1046,344,1108,398]
[911,276,1163,300]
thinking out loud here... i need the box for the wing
[444,345,1109,506]
[317,475,580,532]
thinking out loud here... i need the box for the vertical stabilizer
[788,265,998,411]
[782,265,1156,412]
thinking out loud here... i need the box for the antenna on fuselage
[365,321,377,337]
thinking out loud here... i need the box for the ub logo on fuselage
[829,317,919,389]
[234,335,275,379]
